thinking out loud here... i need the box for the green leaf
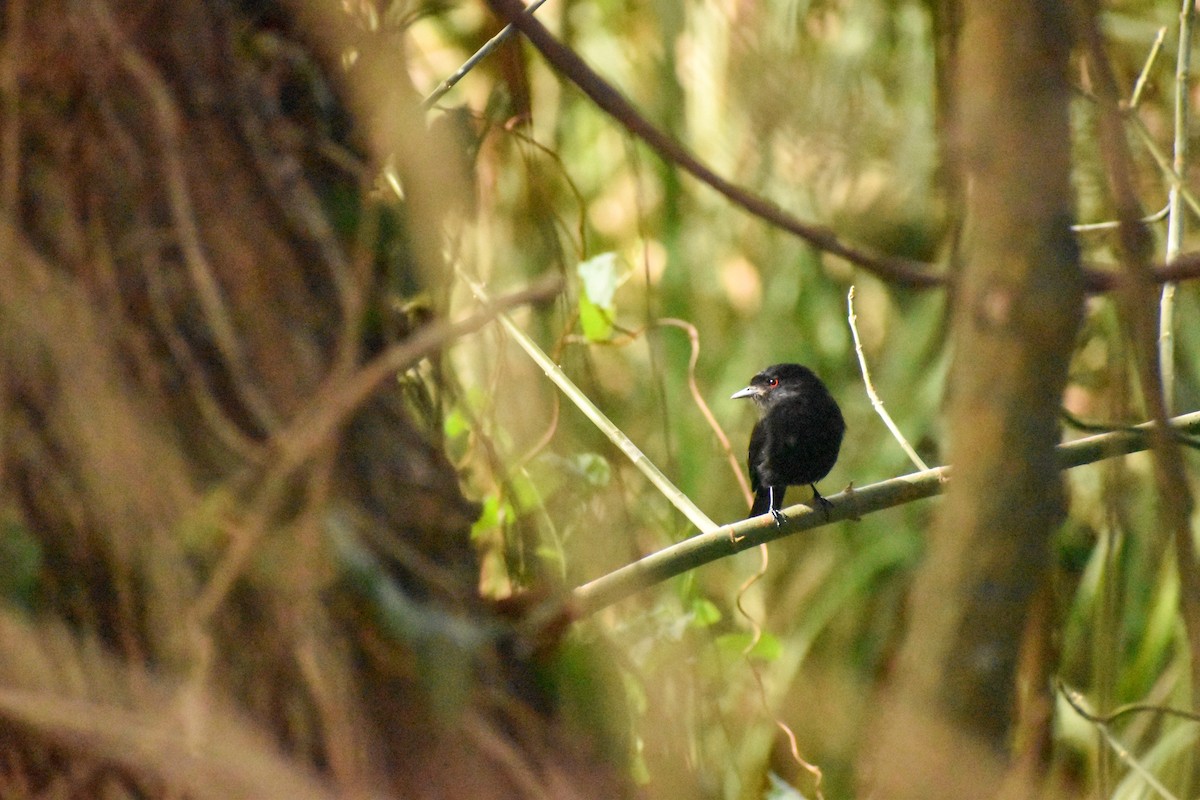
[689,597,722,627]
[443,406,471,440]
[469,495,501,541]
[577,252,620,342]
[578,291,614,342]
[570,452,612,487]
[715,631,783,662]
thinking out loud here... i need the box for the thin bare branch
[1161,0,1195,414]
[422,0,554,108]
[847,286,930,472]
[189,277,563,624]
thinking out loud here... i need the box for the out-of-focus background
[1,0,1199,798]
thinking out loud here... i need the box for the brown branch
[1085,249,1200,291]
[485,0,1200,297]
[484,0,942,289]
[1057,680,1200,726]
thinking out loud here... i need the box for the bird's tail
[749,486,784,518]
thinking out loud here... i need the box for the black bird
[731,363,845,525]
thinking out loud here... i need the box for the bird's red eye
[768,377,779,388]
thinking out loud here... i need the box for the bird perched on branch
[731,363,845,525]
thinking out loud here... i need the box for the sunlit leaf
[443,406,471,440]
[578,291,614,342]
[577,251,621,308]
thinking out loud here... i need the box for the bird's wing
[747,420,767,493]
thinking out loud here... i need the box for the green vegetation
[409,0,1200,795]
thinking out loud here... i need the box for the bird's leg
[810,484,833,518]
[769,486,788,527]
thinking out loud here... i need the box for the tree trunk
[0,1,627,797]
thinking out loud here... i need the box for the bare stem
[1161,1,1195,414]
[847,286,930,472]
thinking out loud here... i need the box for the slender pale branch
[1161,0,1194,414]
[422,0,554,108]
[458,270,720,534]
[1130,26,1168,109]
[574,410,1200,616]
[847,286,930,472]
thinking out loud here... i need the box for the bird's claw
[810,486,833,519]
[812,496,833,521]
[770,508,788,527]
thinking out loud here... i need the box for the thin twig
[1056,680,1200,726]
[749,664,825,800]
[735,544,768,655]
[1072,203,1169,233]
[1060,408,1200,448]
[656,319,752,505]
[190,278,562,624]
[1087,248,1200,290]
[1161,0,1194,415]
[1058,683,1183,800]
[1127,114,1200,219]
[422,0,554,109]
[1130,26,1168,109]
[573,318,750,501]
[274,275,564,477]
[484,0,1200,295]
[1080,6,1200,706]
[847,286,929,472]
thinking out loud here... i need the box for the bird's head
[730,363,820,409]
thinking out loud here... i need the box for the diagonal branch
[573,410,1200,616]
[484,0,1200,295]
[484,0,942,289]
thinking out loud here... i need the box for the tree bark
[0,1,628,797]
[862,2,1082,797]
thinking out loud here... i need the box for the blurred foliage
[398,0,1200,796]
